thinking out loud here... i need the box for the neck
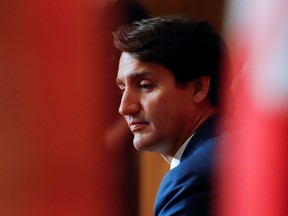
[162,107,218,164]
[161,154,173,164]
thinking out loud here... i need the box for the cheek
[144,94,181,124]
[142,94,169,118]
[142,88,189,122]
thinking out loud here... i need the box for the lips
[129,121,149,132]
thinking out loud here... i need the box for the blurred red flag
[218,0,288,216]
[0,1,128,216]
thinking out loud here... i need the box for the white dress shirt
[170,134,194,170]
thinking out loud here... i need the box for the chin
[133,135,154,152]
[132,135,163,153]
[133,140,149,151]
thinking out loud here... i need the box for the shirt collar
[170,133,194,170]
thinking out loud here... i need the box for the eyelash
[139,82,155,92]
[139,84,152,90]
[117,82,154,95]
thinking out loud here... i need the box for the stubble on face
[117,53,195,157]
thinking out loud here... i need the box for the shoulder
[182,137,216,176]
[165,137,216,187]
[154,138,217,216]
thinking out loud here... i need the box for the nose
[118,89,140,116]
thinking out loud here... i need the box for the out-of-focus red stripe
[217,1,288,216]
[0,1,123,215]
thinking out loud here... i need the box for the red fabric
[217,1,288,215]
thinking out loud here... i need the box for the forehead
[116,52,174,84]
[117,53,140,77]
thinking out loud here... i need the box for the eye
[139,80,154,92]
[140,84,152,90]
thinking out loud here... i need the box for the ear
[191,76,211,104]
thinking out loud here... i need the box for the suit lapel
[180,115,217,162]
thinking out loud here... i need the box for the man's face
[116,53,195,156]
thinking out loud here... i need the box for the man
[113,16,229,216]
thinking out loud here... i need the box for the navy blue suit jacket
[154,116,219,216]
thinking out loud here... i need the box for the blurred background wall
[0,1,226,216]
[140,0,225,31]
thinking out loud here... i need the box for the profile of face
[116,53,201,156]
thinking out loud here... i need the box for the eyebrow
[116,71,150,86]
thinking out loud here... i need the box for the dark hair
[113,16,228,106]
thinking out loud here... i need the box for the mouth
[129,121,149,132]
